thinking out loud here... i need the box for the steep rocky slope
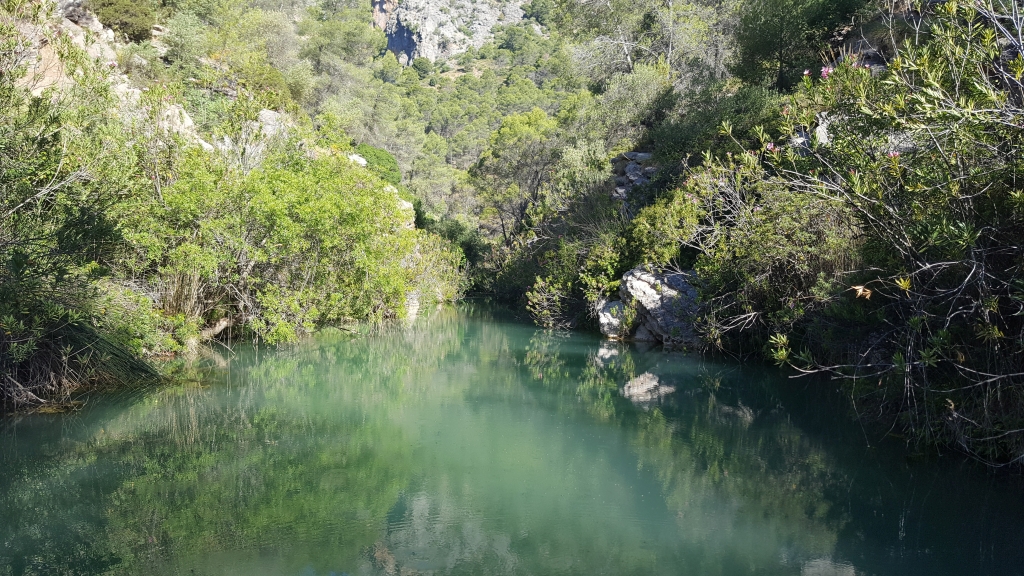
[372,0,526,63]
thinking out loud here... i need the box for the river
[1,305,1022,575]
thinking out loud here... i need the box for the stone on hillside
[790,127,812,156]
[158,105,214,151]
[112,82,141,104]
[60,1,93,26]
[348,153,368,167]
[257,109,285,138]
[398,199,415,229]
[633,323,657,342]
[619,267,701,349]
[158,104,195,133]
[127,53,149,72]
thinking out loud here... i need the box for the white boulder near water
[598,266,701,350]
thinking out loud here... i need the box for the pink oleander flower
[821,66,834,79]
[887,151,900,159]
[803,69,811,76]
[766,142,776,151]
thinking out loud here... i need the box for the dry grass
[1,322,159,412]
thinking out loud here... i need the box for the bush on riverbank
[0,1,463,409]
[610,0,1024,464]
[482,0,1024,464]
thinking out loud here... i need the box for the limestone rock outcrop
[158,105,214,151]
[598,267,702,350]
[371,0,526,63]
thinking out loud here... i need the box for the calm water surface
[1,306,1022,575]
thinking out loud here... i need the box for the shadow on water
[0,304,1022,575]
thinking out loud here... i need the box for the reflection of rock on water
[593,343,620,367]
[621,372,676,405]
[716,401,756,426]
[801,558,856,576]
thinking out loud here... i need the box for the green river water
[1,305,1022,576]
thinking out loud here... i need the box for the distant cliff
[371,0,526,63]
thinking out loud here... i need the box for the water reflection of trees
[522,331,850,569]
[0,307,473,575]
[4,308,1021,575]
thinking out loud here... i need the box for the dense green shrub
[411,57,433,79]
[761,0,1024,462]
[355,143,402,186]
[1,10,156,408]
[524,0,554,25]
[642,85,782,170]
[163,11,207,67]
[630,0,1024,463]
[675,155,856,348]
[138,144,460,342]
[87,0,156,42]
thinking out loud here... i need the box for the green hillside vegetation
[2,0,1023,464]
[0,0,462,409]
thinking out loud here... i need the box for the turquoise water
[1,305,1022,575]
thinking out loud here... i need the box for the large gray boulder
[620,267,701,349]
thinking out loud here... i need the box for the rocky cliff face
[371,0,526,63]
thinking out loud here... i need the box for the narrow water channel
[1,305,1022,575]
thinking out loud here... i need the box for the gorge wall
[371,0,526,63]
